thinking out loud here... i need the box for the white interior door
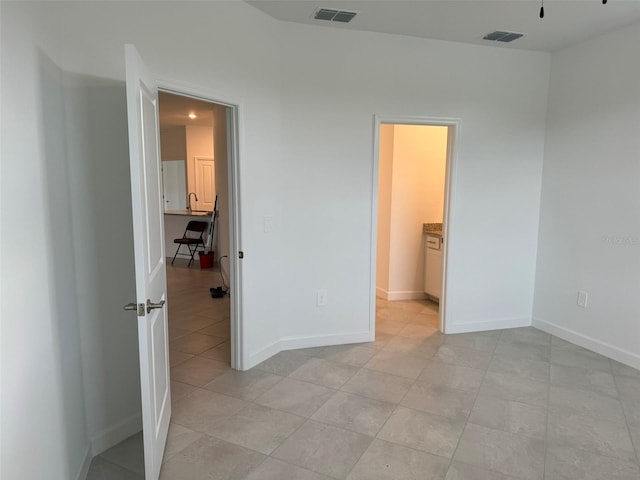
[194,157,215,211]
[125,44,170,479]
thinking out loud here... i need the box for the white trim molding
[533,317,640,370]
[157,80,244,371]
[370,114,461,338]
[446,316,531,334]
[90,413,143,457]
[246,332,371,370]
[75,444,92,480]
[377,288,429,301]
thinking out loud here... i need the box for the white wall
[388,125,448,299]
[62,74,142,457]
[376,124,394,295]
[533,22,640,369]
[1,7,89,478]
[212,104,230,269]
[160,126,186,161]
[279,22,549,338]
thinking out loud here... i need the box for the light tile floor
[88,263,640,480]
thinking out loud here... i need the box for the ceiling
[246,0,640,52]
[158,91,215,127]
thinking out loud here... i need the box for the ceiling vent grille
[313,8,357,23]
[482,31,524,43]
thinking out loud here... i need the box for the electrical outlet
[317,289,328,306]
[577,290,588,308]
[263,215,274,233]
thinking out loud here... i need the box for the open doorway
[371,116,459,336]
[157,90,240,375]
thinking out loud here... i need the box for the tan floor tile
[311,391,395,436]
[418,361,484,393]
[397,324,439,339]
[255,378,334,417]
[272,420,372,479]
[454,424,545,480]
[170,332,227,355]
[377,407,465,458]
[348,439,449,480]
[160,435,265,480]
[200,341,231,363]
[207,403,304,454]
[203,369,283,401]
[162,424,203,463]
[172,389,247,434]
[341,368,413,404]
[401,381,475,421]
[169,350,193,367]
[255,350,315,377]
[289,357,359,389]
[170,356,230,387]
[245,458,332,480]
[198,320,231,339]
[364,350,428,379]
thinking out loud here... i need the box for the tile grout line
[95,454,145,479]
[442,328,506,479]
[542,338,552,480]
[165,273,639,480]
[610,358,640,470]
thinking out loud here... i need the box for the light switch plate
[264,214,274,233]
[577,290,588,308]
[317,289,327,306]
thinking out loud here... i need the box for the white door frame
[370,115,461,335]
[157,80,244,370]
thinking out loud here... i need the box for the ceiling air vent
[482,31,524,43]
[313,8,357,23]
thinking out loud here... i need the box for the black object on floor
[210,286,227,298]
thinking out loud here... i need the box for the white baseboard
[90,412,142,457]
[445,316,531,334]
[376,287,389,299]
[75,443,92,480]
[280,331,371,351]
[376,287,427,301]
[246,332,371,370]
[245,340,282,371]
[533,317,640,370]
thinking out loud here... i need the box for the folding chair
[171,220,208,267]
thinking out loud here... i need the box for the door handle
[146,299,166,314]
[124,302,145,316]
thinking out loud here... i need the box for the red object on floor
[199,251,214,269]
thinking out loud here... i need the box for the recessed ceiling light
[188,113,197,119]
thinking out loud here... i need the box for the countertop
[165,209,212,217]
[423,222,443,237]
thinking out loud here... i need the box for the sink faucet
[188,192,198,210]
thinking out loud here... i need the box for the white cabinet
[424,235,442,299]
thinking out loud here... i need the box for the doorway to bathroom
[370,116,459,336]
